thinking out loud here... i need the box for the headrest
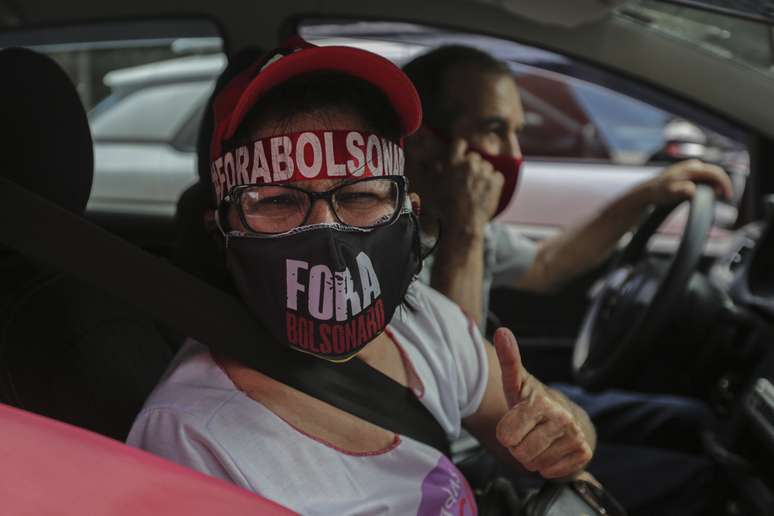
[0,48,93,215]
[196,46,265,195]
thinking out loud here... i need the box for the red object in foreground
[0,403,295,515]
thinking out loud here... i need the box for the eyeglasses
[221,176,408,236]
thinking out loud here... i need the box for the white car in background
[88,53,225,217]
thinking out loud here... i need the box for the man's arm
[464,328,595,478]
[430,228,487,325]
[421,139,503,327]
[515,159,733,293]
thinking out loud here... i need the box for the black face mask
[224,213,422,362]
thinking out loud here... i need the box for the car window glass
[90,81,212,142]
[301,20,747,165]
[3,20,225,218]
[570,84,671,164]
[176,103,208,152]
[299,19,752,241]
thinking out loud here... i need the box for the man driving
[403,45,732,327]
[402,45,730,516]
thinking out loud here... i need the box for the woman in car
[128,40,595,515]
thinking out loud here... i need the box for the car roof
[2,0,773,139]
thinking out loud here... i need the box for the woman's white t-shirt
[127,282,489,516]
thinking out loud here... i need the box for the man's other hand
[439,139,504,237]
[643,159,733,204]
[494,327,593,478]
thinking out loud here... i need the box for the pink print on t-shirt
[417,455,477,516]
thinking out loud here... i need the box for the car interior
[2,1,774,515]
[0,47,174,441]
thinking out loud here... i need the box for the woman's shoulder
[390,281,483,380]
[130,340,254,441]
[406,280,463,313]
[396,281,476,336]
[389,281,489,432]
[128,344,289,480]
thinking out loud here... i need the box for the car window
[90,81,212,143]
[299,19,752,242]
[2,20,225,218]
[176,102,208,152]
[506,64,672,163]
[301,20,748,165]
[570,83,671,164]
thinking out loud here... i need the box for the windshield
[618,0,774,79]
[666,1,774,21]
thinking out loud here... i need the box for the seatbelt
[0,177,450,456]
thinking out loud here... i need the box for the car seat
[0,48,172,440]
[174,46,263,291]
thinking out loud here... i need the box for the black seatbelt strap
[0,178,450,455]
[256,348,450,456]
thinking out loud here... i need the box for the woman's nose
[306,199,338,225]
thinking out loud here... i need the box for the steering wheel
[573,184,716,390]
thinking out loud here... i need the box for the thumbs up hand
[493,328,594,479]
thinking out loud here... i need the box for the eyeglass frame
[216,175,411,239]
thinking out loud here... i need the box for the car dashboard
[712,212,774,510]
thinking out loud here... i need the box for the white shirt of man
[419,222,538,326]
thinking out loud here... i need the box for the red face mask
[426,127,523,218]
[472,148,523,217]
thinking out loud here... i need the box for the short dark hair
[402,45,511,129]
[232,70,402,145]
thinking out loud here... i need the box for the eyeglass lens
[237,178,401,234]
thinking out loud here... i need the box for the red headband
[210,129,405,203]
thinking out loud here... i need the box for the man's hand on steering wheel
[640,159,733,205]
[573,158,730,390]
